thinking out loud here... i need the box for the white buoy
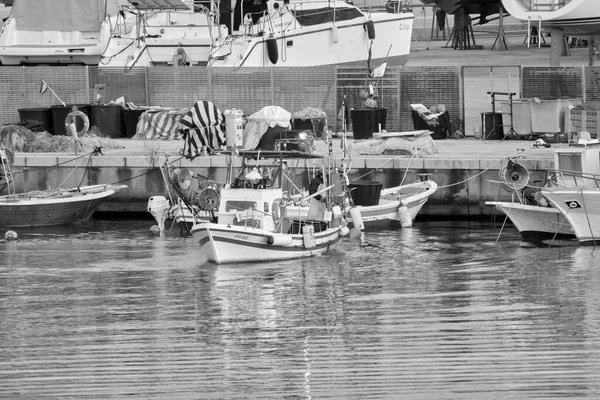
[147,196,170,234]
[398,205,412,228]
[331,23,339,43]
[348,207,364,238]
[149,225,161,236]
[4,230,18,240]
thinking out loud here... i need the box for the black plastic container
[123,108,148,138]
[18,107,53,133]
[349,180,382,206]
[91,104,125,138]
[351,108,387,139]
[50,104,91,135]
[481,112,504,140]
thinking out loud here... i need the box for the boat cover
[291,7,363,27]
[10,0,125,31]
[133,108,187,141]
[180,101,226,156]
[243,106,291,150]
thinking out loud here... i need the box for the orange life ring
[64,111,90,136]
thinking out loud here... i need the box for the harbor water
[1,218,599,399]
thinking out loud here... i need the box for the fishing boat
[99,0,228,69]
[542,183,600,245]
[0,144,127,228]
[0,0,126,65]
[345,177,438,229]
[188,150,348,264]
[208,0,414,68]
[486,147,600,243]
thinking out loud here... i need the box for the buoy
[339,226,350,237]
[398,205,412,228]
[349,207,364,230]
[266,234,293,246]
[149,225,161,236]
[266,35,278,64]
[4,230,18,240]
[365,19,375,40]
[64,110,90,139]
[331,23,339,43]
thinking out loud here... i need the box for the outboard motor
[148,196,170,234]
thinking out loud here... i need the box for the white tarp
[243,106,291,150]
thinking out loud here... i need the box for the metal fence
[0,64,591,137]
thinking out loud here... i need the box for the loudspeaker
[502,159,529,192]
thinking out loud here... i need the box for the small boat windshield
[529,0,568,11]
[291,6,363,26]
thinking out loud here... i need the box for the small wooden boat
[0,143,127,228]
[0,184,128,228]
[345,178,438,229]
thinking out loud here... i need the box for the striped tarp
[180,101,226,158]
[134,108,187,141]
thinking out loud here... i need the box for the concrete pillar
[549,29,564,66]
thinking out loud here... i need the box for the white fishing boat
[542,185,600,245]
[345,177,438,229]
[0,0,126,65]
[188,150,348,264]
[99,0,228,69]
[208,0,414,68]
[487,147,600,243]
[486,201,574,241]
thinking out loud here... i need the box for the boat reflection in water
[1,219,599,398]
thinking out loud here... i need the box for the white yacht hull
[209,11,413,68]
[503,0,600,36]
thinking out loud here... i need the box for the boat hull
[345,180,437,228]
[0,186,117,228]
[191,222,343,264]
[209,12,413,68]
[503,0,600,36]
[486,201,575,242]
[542,188,600,245]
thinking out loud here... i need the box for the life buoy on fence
[365,19,375,40]
[266,35,278,65]
[64,111,90,138]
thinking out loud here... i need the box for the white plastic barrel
[224,109,244,148]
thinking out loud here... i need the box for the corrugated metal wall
[1,65,597,136]
[399,66,460,132]
[522,67,584,100]
[463,66,521,137]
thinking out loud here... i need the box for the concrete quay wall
[11,139,555,219]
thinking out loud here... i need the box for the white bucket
[224,109,244,148]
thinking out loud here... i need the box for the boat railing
[548,169,600,189]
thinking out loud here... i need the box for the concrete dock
[10,29,586,219]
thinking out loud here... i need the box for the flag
[337,103,349,130]
[371,61,387,78]
[40,80,49,94]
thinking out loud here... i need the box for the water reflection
[1,220,600,398]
